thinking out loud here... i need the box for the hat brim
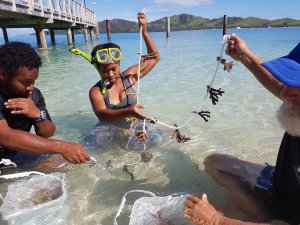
[262,56,300,88]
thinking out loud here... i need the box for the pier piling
[84,28,88,42]
[223,15,227,35]
[2,27,9,43]
[166,17,170,39]
[95,25,100,40]
[34,26,47,49]
[50,29,55,44]
[67,28,73,45]
[90,28,94,41]
[106,19,111,41]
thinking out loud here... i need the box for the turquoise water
[1,27,300,224]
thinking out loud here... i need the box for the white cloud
[151,0,213,6]
[98,10,137,21]
[143,6,170,19]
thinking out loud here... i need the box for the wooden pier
[0,0,99,48]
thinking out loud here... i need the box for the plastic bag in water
[0,172,68,225]
[129,194,193,225]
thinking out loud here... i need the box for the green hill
[98,14,300,33]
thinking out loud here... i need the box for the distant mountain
[98,14,300,33]
[99,19,137,33]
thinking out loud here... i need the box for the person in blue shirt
[184,35,300,225]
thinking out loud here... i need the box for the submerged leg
[33,156,68,173]
[204,154,270,221]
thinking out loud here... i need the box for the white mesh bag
[0,172,68,225]
[114,190,193,225]
[129,194,193,225]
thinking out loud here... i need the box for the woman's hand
[137,11,147,32]
[128,104,150,120]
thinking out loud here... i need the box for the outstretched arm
[124,11,160,80]
[226,34,284,99]
[0,119,90,164]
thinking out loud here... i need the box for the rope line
[136,26,143,105]
[136,34,228,130]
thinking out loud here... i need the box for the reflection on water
[1,28,300,224]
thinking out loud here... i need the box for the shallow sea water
[0,27,300,224]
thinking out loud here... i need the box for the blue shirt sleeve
[31,88,52,122]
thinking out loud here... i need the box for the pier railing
[0,0,96,27]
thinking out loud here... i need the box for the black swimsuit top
[94,73,137,109]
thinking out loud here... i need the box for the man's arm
[0,119,90,164]
[33,117,56,138]
[226,34,284,99]
[219,217,269,225]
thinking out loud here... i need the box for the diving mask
[95,48,122,64]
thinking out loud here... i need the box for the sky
[1,0,300,36]
[87,0,300,22]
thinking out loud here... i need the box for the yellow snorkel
[69,47,108,94]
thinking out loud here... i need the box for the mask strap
[69,47,107,94]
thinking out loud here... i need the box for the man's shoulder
[31,87,44,99]
[0,94,5,104]
[92,81,102,87]
[90,81,103,93]
[32,87,42,94]
[283,132,300,141]
[0,93,7,111]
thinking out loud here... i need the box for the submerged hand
[128,104,150,120]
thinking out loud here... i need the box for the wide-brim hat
[262,43,300,87]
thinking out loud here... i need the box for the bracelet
[141,52,160,60]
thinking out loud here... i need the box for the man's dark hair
[91,42,121,58]
[0,42,42,78]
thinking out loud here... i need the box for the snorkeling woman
[89,11,160,122]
